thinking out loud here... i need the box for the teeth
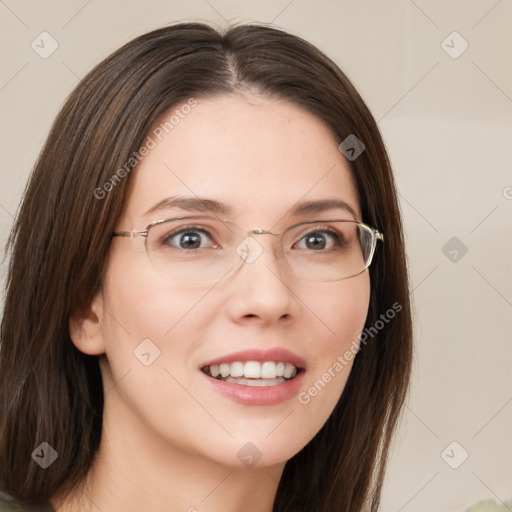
[261,362,276,379]
[219,363,230,378]
[225,376,285,387]
[244,361,261,378]
[283,363,295,379]
[203,360,300,381]
[230,362,244,378]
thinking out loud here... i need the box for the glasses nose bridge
[248,228,279,237]
[231,227,285,273]
[247,228,283,252]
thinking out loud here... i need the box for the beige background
[1,1,511,510]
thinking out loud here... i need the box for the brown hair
[0,22,412,511]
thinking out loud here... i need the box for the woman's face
[82,93,370,470]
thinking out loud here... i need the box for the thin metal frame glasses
[111,215,384,282]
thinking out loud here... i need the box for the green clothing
[0,490,55,512]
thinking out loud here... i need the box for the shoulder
[0,490,55,512]
[0,489,20,512]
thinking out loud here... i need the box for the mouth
[201,360,302,387]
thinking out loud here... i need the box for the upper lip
[201,348,307,370]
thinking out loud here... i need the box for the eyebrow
[143,195,358,220]
[143,196,233,217]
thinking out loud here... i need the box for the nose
[225,234,298,325]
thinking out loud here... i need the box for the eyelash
[294,226,345,250]
[160,225,346,251]
[161,226,217,249]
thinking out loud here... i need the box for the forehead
[122,93,361,224]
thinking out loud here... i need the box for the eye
[294,228,345,251]
[161,226,218,250]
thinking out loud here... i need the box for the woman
[0,22,412,511]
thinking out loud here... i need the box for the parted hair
[0,22,412,511]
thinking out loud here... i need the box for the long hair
[0,22,412,511]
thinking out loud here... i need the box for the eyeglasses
[111,215,384,282]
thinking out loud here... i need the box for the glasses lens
[144,218,377,282]
[146,217,243,281]
[283,220,374,281]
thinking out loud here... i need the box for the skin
[56,93,371,512]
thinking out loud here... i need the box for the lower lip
[201,370,306,406]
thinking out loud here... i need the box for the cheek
[102,249,207,339]
[318,274,371,351]
[297,275,370,427]
[98,264,216,439]
[99,258,208,384]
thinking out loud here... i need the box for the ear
[69,293,106,356]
